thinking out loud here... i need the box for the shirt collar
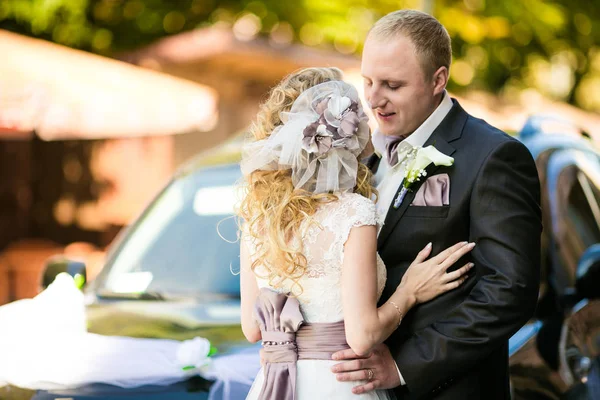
[372,91,453,158]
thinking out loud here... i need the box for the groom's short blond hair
[369,9,452,79]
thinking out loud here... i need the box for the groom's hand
[331,343,401,394]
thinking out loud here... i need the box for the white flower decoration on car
[176,337,212,371]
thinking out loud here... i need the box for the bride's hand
[399,241,475,304]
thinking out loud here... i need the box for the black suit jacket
[374,100,542,400]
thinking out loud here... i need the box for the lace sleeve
[339,193,379,247]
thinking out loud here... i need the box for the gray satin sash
[254,288,350,400]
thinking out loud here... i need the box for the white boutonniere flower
[403,145,454,190]
[393,145,454,208]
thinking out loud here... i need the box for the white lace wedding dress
[245,192,393,400]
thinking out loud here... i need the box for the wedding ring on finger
[367,368,374,381]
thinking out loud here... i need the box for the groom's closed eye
[385,81,405,90]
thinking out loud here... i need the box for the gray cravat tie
[384,134,408,166]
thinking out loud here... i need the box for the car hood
[85,297,249,353]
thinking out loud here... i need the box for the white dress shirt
[372,91,453,386]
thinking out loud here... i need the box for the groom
[332,10,542,399]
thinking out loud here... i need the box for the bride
[237,67,473,400]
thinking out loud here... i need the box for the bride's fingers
[442,263,474,283]
[444,275,468,291]
[413,242,433,264]
[439,242,475,271]
[430,241,468,264]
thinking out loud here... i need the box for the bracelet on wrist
[389,300,404,327]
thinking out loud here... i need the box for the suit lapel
[377,178,420,249]
[376,99,468,250]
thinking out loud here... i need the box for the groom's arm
[395,138,542,398]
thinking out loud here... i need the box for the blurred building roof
[0,30,218,141]
[120,26,360,86]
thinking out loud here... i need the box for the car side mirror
[41,256,87,290]
[575,244,600,299]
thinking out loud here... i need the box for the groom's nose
[367,87,387,109]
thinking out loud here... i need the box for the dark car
[508,119,600,400]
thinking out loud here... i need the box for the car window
[101,164,242,297]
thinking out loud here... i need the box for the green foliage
[1,0,600,111]
[0,0,93,47]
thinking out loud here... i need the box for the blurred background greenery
[1,0,599,112]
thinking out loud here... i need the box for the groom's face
[361,34,440,137]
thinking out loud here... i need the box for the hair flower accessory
[324,96,351,125]
[241,81,370,194]
[301,95,365,156]
[302,122,334,155]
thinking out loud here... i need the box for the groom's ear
[431,66,449,96]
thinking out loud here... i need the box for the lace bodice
[247,193,386,323]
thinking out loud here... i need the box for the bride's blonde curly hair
[237,67,376,295]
